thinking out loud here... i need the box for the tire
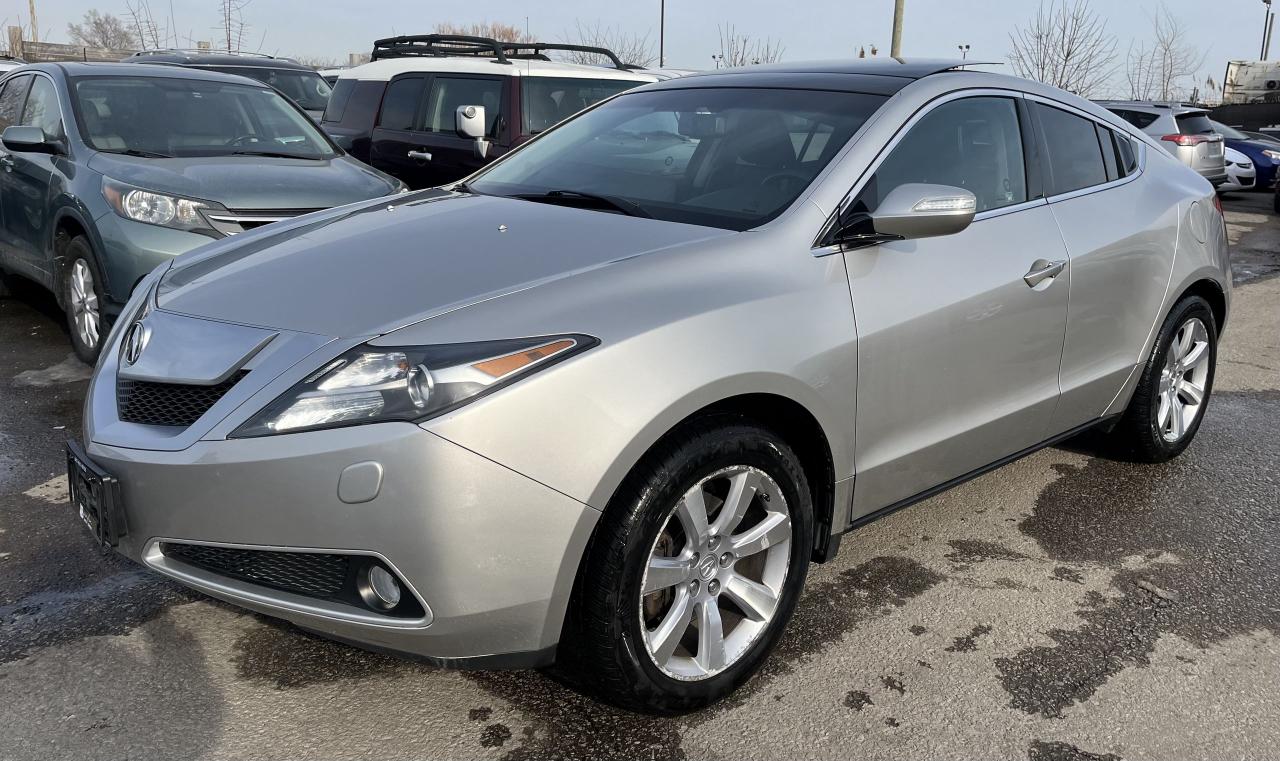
[1110,295,1217,463]
[555,417,813,714]
[61,237,109,364]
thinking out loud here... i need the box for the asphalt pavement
[0,193,1277,760]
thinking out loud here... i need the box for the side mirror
[455,105,490,159]
[2,125,60,155]
[866,183,976,240]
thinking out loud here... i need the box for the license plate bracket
[66,441,126,547]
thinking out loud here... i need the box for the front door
[843,94,1071,515]
[4,74,66,285]
[0,73,33,273]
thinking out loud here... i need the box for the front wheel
[1111,295,1217,462]
[556,419,813,714]
[61,237,108,364]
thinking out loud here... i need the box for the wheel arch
[1177,276,1227,335]
[50,207,110,298]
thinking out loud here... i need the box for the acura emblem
[122,321,150,365]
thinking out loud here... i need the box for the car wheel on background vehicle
[61,236,108,364]
[1111,295,1217,462]
[556,418,813,714]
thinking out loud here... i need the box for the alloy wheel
[69,259,100,351]
[1156,316,1210,442]
[639,465,792,681]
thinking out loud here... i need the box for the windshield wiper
[514,189,652,218]
[100,148,173,158]
[228,150,314,159]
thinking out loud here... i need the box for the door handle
[407,150,432,161]
[1023,258,1066,288]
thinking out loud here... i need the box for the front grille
[117,371,247,427]
[161,542,350,598]
[204,208,321,236]
[158,542,426,618]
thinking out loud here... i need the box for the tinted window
[72,75,336,158]
[1209,120,1249,140]
[1038,104,1107,194]
[1176,112,1215,135]
[215,67,332,111]
[21,76,62,137]
[378,77,423,131]
[1098,125,1119,180]
[471,87,884,231]
[322,78,355,123]
[1115,133,1138,174]
[858,96,1027,215]
[0,74,32,131]
[522,77,643,134]
[1109,108,1158,130]
[422,77,502,135]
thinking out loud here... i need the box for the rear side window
[1176,112,1215,136]
[1037,103,1107,195]
[1098,125,1119,180]
[1109,108,1158,130]
[322,79,355,123]
[0,74,33,131]
[422,77,503,135]
[378,76,424,131]
[1114,133,1138,174]
[522,77,642,135]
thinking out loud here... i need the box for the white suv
[320,35,661,188]
[1101,101,1228,186]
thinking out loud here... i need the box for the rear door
[843,93,1071,515]
[368,74,431,187]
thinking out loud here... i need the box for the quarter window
[21,76,63,138]
[0,74,33,131]
[378,77,424,131]
[855,96,1028,216]
[1037,103,1107,195]
[1114,132,1138,175]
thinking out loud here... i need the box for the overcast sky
[8,0,1270,91]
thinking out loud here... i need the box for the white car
[1220,146,1256,192]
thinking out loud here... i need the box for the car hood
[86,151,399,210]
[156,191,731,337]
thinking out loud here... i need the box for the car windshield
[72,75,337,159]
[470,87,886,231]
[212,66,332,111]
[1210,120,1250,140]
[522,76,647,134]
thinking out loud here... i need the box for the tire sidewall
[61,237,108,364]
[609,425,813,710]
[1141,297,1218,458]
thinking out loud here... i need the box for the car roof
[1097,100,1208,116]
[339,56,661,83]
[26,61,279,87]
[639,58,983,96]
[121,50,313,70]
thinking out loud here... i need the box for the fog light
[359,564,403,611]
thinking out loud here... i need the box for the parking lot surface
[1,194,1277,761]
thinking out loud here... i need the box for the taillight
[1212,194,1224,216]
[1161,134,1217,147]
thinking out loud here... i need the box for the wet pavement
[1,195,1277,760]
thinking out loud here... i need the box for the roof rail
[127,48,283,60]
[369,34,641,70]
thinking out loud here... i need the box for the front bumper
[87,422,599,666]
[94,213,213,309]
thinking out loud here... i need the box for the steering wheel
[761,171,809,192]
[228,135,262,147]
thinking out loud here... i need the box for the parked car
[318,67,347,87]
[1101,101,1228,186]
[1208,119,1280,189]
[0,55,26,75]
[321,34,659,188]
[72,60,1228,714]
[122,50,333,121]
[1219,146,1257,192]
[0,62,404,362]
[1241,128,1280,146]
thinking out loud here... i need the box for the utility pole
[27,0,37,42]
[890,0,905,58]
[659,0,665,67]
[1263,0,1273,60]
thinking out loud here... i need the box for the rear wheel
[1111,295,1217,462]
[556,419,813,714]
[62,237,108,364]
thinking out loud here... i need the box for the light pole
[891,0,905,58]
[958,43,970,60]
[1263,0,1273,60]
[660,0,665,67]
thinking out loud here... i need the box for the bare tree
[433,21,531,43]
[715,24,784,67]
[294,55,343,69]
[1125,5,1207,101]
[216,0,253,53]
[1008,0,1117,96]
[67,10,136,49]
[560,20,656,67]
[125,1,169,49]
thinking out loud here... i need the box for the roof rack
[127,49,285,61]
[369,34,641,70]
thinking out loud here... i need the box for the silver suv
[73,60,1230,713]
[1102,101,1228,185]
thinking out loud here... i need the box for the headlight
[232,335,595,437]
[1263,149,1280,163]
[102,178,225,237]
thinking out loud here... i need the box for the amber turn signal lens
[471,339,577,378]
